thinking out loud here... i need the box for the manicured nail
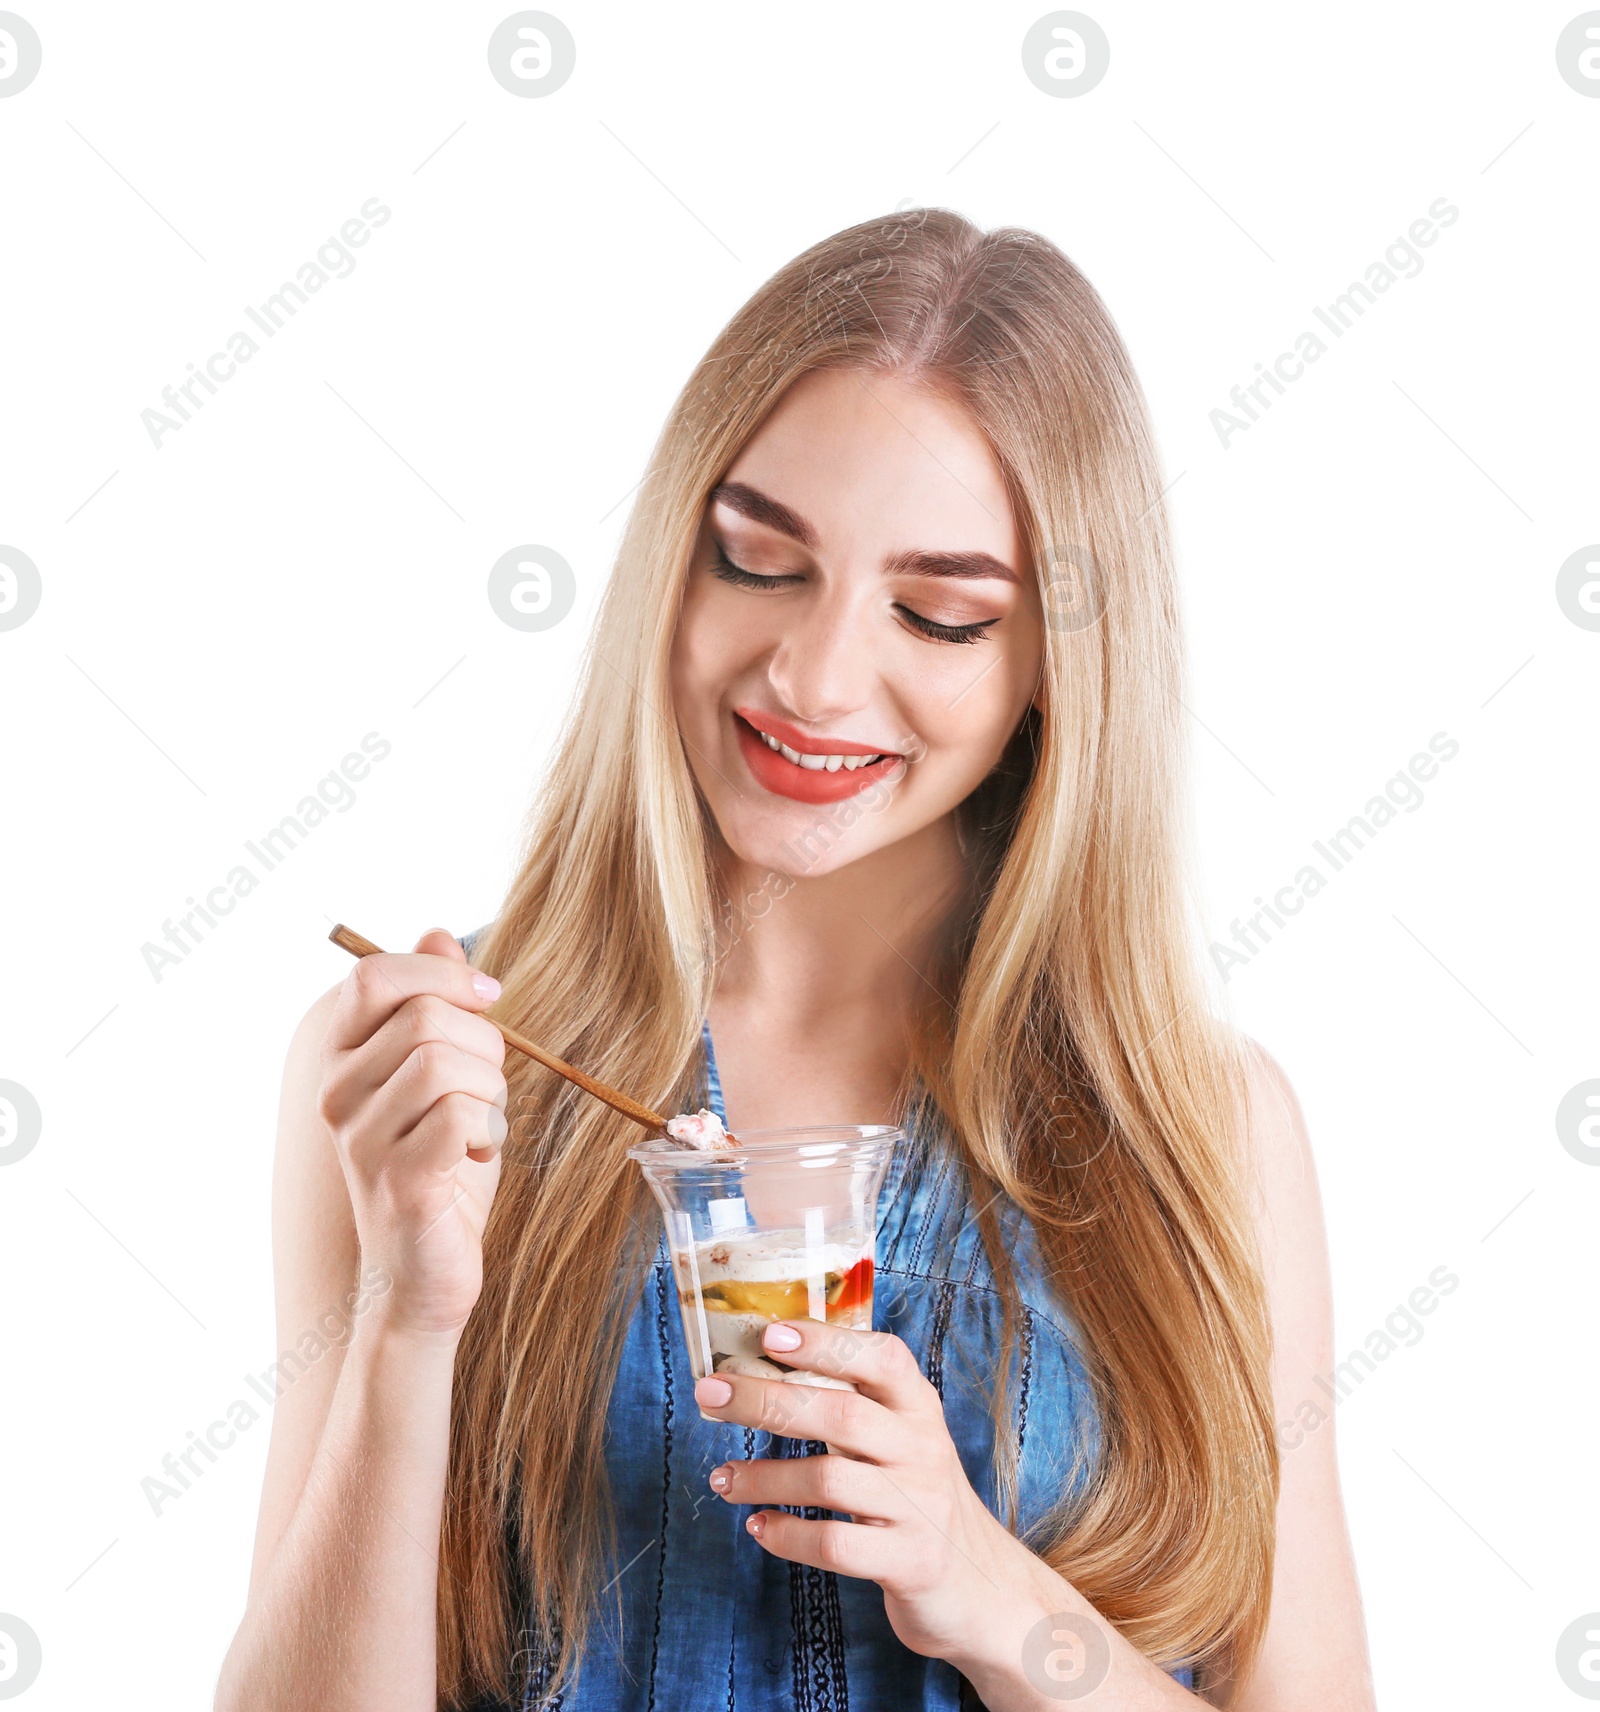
[746,1513,766,1538]
[696,1376,733,1407]
[485,1108,508,1147]
[472,973,502,1001]
[709,1465,732,1491]
[763,1322,802,1352]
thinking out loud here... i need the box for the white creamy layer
[698,1309,857,1390]
[713,1351,856,1390]
[671,1230,868,1282]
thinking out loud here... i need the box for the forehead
[717,368,1020,564]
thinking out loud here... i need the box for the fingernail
[763,1322,802,1351]
[472,973,502,1001]
[709,1465,732,1491]
[746,1513,766,1538]
[695,1376,733,1408]
[486,1108,508,1147]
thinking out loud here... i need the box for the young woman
[216,209,1376,1710]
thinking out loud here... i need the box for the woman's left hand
[693,1318,1065,1668]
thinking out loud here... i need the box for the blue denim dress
[477,1007,1196,1708]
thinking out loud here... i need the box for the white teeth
[751,725,886,771]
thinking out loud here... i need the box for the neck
[711,815,970,1031]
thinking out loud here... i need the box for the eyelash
[709,556,996,646]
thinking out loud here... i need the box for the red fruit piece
[825,1257,874,1317]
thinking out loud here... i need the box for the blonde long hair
[440,208,1277,1703]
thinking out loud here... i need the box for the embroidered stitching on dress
[785,1438,850,1712]
[726,1620,736,1712]
[646,1267,674,1712]
[1016,1303,1035,1462]
[513,1614,566,1711]
[923,1279,957,1401]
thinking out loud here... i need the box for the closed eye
[711,555,997,646]
[709,555,801,592]
[892,606,995,646]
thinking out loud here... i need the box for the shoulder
[278,983,345,1152]
[1234,1039,1324,1271]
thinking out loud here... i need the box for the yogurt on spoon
[663,1107,733,1149]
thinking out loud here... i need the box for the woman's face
[670,367,1044,879]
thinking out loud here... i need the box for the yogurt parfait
[668,1224,875,1388]
[627,1123,900,1415]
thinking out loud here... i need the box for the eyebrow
[709,481,1020,584]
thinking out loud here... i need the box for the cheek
[671,592,737,721]
[675,584,770,688]
[902,639,1041,778]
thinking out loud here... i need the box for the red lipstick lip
[733,706,897,758]
[733,713,905,805]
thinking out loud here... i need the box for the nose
[764,581,877,727]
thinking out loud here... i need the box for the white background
[1,2,1596,1706]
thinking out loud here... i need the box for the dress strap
[457,923,491,962]
[700,1018,728,1126]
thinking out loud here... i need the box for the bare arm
[1206,1041,1377,1711]
[214,932,508,1711]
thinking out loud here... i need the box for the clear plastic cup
[628,1125,901,1420]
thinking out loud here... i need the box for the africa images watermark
[1210,196,1460,449]
[140,196,392,450]
[1277,1263,1459,1454]
[1211,731,1459,982]
[140,731,391,982]
[140,1264,392,1517]
[1204,1261,1462,1514]
[1019,1606,1113,1700]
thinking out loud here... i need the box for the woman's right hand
[316,927,509,1337]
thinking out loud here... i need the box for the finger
[341,1040,508,1170]
[743,1509,899,1581]
[378,1037,507,1129]
[339,993,508,1110]
[403,1088,510,1169]
[757,1320,936,1416]
[327,943,501,1053]
[693,1371,903,1461]
[710,1455,898,1522]
[414,926,465,961]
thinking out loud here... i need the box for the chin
[711,799,893,881]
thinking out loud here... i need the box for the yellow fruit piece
[694,1276,819,1318]
[684,1272,874,1328]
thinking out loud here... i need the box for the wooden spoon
[327,924,701,1142]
